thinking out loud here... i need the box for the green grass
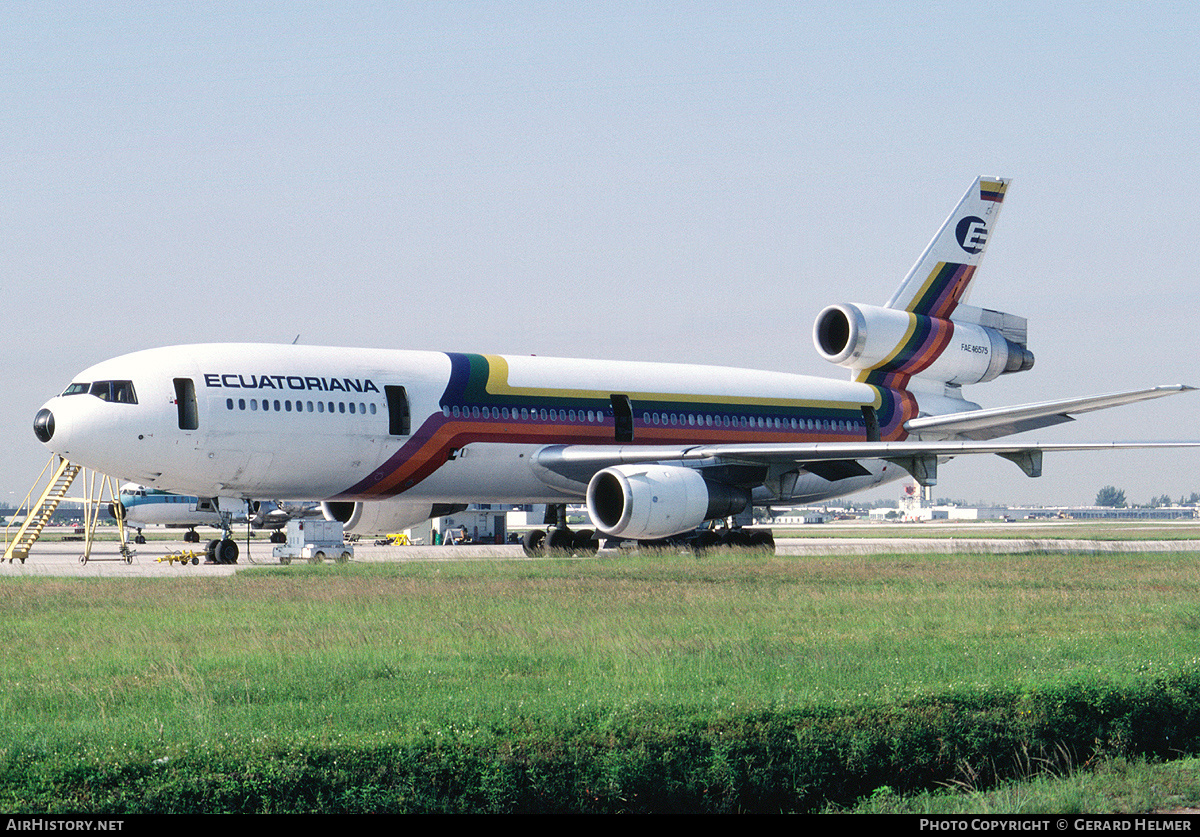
[839,756,1200,814]
[2,549,1200,766]
[775,520,1200,540]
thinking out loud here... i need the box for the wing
[903,385,1193,441]
[533,385,1199,489]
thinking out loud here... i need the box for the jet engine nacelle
[585,464,749,540]
[813,303,1034,385]
[247,500,278,527]
[321,500,467,535]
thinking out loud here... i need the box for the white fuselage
[37,343,956,506]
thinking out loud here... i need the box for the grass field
[3,547,1199,761]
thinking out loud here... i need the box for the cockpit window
[62,383,90,396]
[85,381,138,404]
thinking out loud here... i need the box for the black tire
[215,538,239,564]
[571,529,600,555]
[545,527,574,554]
[747,529,776,552]
[722,529,754,548]
[522,529,546,557]
[205,539,221,563]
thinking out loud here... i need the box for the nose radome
[33,408,55,443]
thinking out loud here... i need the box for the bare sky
[3,2,1199,507]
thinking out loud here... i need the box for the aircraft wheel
[545,527,574,554]
[135,534,146,544]
[215,539,239,564]
[521,529,546,557]
[311,551,326,564]
[338,551,352,562]
[571,529,599,555]
[205,539,221,563]
[747,529,776,552]
[721,529,753,548]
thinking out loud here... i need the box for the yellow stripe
[852,313,918,380]
[903,263,947,313]
[482,354,865,410]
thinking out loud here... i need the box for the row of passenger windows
[226,398,378,416]
[644,412,864,432]
[443,403,863,433]
[444,405,606,422]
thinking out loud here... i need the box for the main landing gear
[521,504,601,557]
[678,524,775,553]
[519,505,776,557]
[521,526,601,557]
[136,528,200,545]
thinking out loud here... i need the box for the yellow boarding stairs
[3,455,129,564]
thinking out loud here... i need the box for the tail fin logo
[955,216,988,254]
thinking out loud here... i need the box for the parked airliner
[32,177,1196,562]
[111,484,318,544]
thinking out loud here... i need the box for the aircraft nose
[33,408,55,443]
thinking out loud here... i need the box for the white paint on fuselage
[39,343,921,504]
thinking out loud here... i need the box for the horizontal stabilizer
[903,385,1195,441]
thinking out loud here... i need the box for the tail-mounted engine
[586,464,750,540]
[813,302,1034,385]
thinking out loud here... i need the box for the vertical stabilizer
[885,176,1010,317]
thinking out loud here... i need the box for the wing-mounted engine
[585,464,750,540]
[321,500,468,535]
[813,302,1034,385]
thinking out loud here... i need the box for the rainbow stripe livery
[31,175,1196,553]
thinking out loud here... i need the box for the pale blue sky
[4,2,1199,506]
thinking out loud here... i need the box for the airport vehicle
[272,519,352,564]
[373,533,411,546]
[30,177,1197,558]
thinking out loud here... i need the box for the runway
[3,531,1197,577]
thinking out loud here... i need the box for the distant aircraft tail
[812,176,1033,391]
[885,176,1010,317]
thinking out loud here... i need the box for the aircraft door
[386,386,411,436]
[611,394,634,442]
[173,378,199,430]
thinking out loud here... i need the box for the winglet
[885,176,1010,318]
